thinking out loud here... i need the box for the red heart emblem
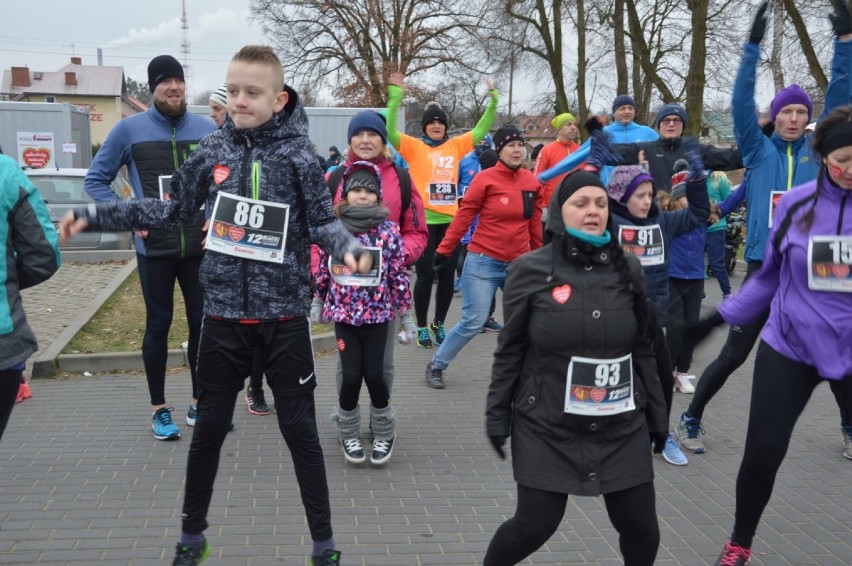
[213,164,230,184]
[622,229,635,243]
[832,264,850,279]
[634,246,646,256]
[552,284,572,304]
[22,147,52,169]
[228,226,245,242]
[590,388,607,403]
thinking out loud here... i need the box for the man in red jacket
[533,112,580,215]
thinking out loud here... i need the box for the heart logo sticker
[622,229,635,243]
[590,387,607,403]
[213,164,230,184]
[22,147,52,169]
[552,284,572,304]
[634,246,646,256]
[832,264,850,279]
[228,226,245,242]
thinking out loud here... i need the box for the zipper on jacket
[171,127,187,258]
[239,138,253,317]
[838,190,848,235]
[786,144,794,190]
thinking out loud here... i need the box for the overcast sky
[2,1,270,103]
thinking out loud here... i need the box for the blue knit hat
[656,103,687,129]
[612,94,636,114]
[347,111,387,145]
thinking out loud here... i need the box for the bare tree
[250,0,486,107]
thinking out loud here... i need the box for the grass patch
[62,268,333,354]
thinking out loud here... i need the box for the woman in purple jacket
[689,106,852,566]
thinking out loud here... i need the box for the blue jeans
[432,252,508,370]
[705,229,731,295]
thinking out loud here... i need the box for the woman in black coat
[484,169,668,566]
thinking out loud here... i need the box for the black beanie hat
[493,126,525,154]
[148,55,185,93]
[341,163,382,200]
[478,149,499,169]
[421,103,449,133]
[557,170,607,207]
[656,103,688,129]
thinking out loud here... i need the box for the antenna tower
[180,0,195,104]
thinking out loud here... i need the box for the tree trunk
[684,0,709,136]
[577,0,589,125]
[613,0,628,95]
[781,0,827,92]
[771,1,785,91]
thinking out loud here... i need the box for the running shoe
[429,321,446,346]
[662,434,688,466]
[246,387,271,415]
[842,425,852,461]
[172,536,210,565]
[186,404,197,426]
[714,540,751,566]
[416,327,432,349]
[15,382,32,404]
[152,407,181,441]
[482,317,503,332]
[425,361,445,389]
[310,549,342,566]
[673,371,696,394]
[675,412,706,454]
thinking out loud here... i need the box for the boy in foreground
[59,45,371,566]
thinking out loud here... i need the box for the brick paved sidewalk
[2,270,850,565]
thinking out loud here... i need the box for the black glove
[584,115,604,135]
[830,0,852,37]
[650,431,668,454]
[489,435,507,459]
[587,129,622,171]
[433,252,449,271]
[682,137,707,184]
[749,1,770,45]
[684,310,725,347]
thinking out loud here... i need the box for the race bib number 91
[618,224,664,266]
[207,192,289,263]
[564,354,635,416]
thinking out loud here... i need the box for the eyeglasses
[661,117,683,125]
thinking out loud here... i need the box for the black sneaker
[714,541,752,566]
[310,549,342,566]
[425,361,445,389]
[370,436,395,465]
[429,321,446,346]
[341,437,366,464]
[173,536,210,565]
[245,387,271,415]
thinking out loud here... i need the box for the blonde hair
[231,45,284,90]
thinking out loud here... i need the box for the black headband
[818,121,852,157]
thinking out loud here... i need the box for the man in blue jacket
[676,0,852,462]
[85,55,216,441]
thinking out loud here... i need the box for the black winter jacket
[486,190,667,496]
[615,137,742,193]
[79,87,361,320]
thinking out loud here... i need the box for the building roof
[1,58,125,100]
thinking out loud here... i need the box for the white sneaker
[674,371,696,394]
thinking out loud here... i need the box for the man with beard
[85,55,216,441]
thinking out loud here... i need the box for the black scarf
[336,202,389,234]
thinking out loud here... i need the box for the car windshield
[29,175,90,204]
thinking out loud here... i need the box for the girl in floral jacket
[313,162,414,466]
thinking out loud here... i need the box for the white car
[25,168,135,251]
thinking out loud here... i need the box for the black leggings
[667,278,704,373]
[688,261,764,420]
[0,368,22,440]
[137,254,204,404]
[655,326,675,418]
[335,322,389,411]
[413,223,461,327]
[483,482,659,566]
[731,342,852,549]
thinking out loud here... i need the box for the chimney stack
[65,72,77,86]
[71,57,82,65]
[11,67,31,87]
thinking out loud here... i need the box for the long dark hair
[802,105,852,231]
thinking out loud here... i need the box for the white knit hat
[209,84,227,107]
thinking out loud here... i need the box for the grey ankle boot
[337,406,364,464]
[369,404,396,465]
